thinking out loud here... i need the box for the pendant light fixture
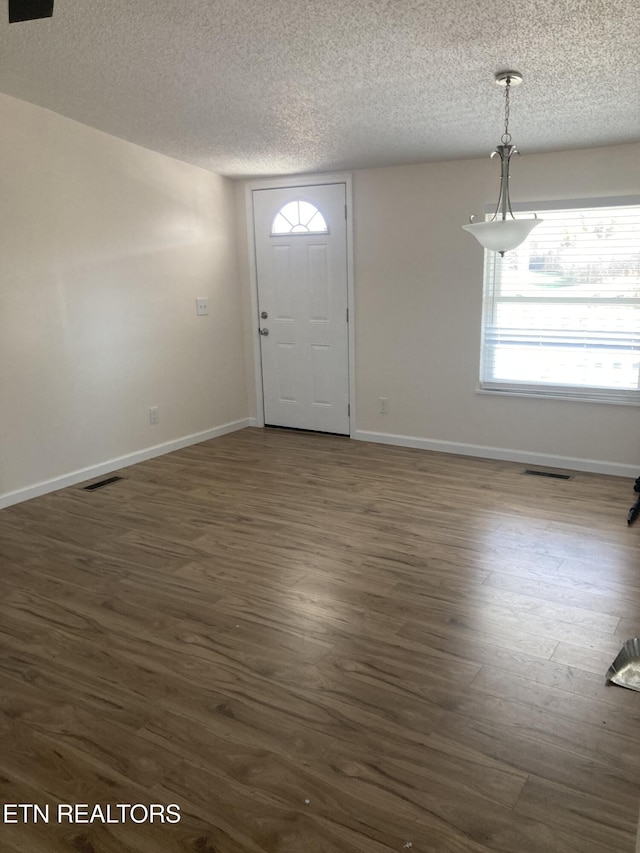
[463,71,541,255]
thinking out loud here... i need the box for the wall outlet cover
[196,298,209,316]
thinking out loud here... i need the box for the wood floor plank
[442,688,640,781]
[514,775,637,851]
[482,568,640,619]
[395,577,622,633]
[615,617,640,639]
[442,641,638,707]
[0,427,638,852]
[437,707,640,809]
[552,640,629,676]
[470,664,640,739]
[397,614,561,661]
[482,556,640,609]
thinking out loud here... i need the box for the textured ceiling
[0,0,638,177]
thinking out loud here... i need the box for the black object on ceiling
[9,0,54,23]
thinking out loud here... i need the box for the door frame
[244,172,356,436]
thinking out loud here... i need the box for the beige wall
[233,185,259,420]
[351,143,640,474]
[0,93,249,505]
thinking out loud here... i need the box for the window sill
[476,387,640,407]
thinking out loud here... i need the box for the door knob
[259,327,269,336]
[261,311,268,319]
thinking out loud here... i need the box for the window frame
[270,199,329,236]
[478,196,640,406]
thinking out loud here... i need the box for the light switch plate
[196,298,209,316]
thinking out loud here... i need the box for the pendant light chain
[501,77,512,145]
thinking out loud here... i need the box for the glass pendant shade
[463,217,540,254]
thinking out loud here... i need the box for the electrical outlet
[149,406,159,425]
[379,397,390,414]
[196,298,209,316]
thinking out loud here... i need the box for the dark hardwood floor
[1,427,639,852]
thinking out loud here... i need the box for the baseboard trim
[354,429,638,478]
[4,422,634,510]
[0,418,257,509]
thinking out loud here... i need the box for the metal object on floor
[628,477,640,525]
[606,638,640,691]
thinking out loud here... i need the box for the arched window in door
[271,200,329,235]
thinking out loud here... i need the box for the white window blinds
[480,199,640,404]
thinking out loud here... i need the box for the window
[480,199,640,404]
[271,200,328,235]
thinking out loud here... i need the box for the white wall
[0,93,250,507]
[352,143,640,475]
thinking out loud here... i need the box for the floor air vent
[523,469,573,480]
[82,476,124,491]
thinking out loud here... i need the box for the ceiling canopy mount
[494,70,523,88]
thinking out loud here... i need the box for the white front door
[253,183,350,434]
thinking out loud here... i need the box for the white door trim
[244,172,356,437]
